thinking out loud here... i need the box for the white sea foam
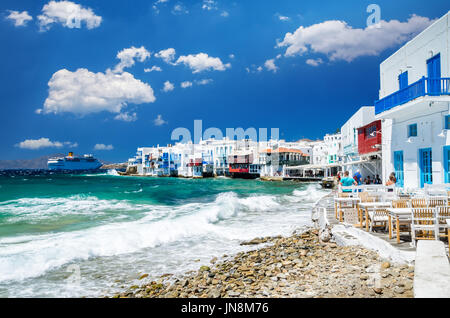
[0,185,328,284]
[0,196,153,223]
[107,169,120,176]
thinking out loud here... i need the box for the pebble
[120,229,414,299]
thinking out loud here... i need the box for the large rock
[319,227,332,243]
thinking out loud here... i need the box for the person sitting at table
[340,171,357,192]
[385,173,396,192]
[375,174,382,184]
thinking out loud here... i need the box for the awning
[341,155,381,167]
[285,163,341,170]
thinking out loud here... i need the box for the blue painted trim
[444,146,450,183]
[419,148,433,188]
[394,150,404,188]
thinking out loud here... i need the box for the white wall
[324,133,342,163]
[341,106,375,155]
[380,12,450,98]
[378,12,450,189]
[382,107,450,188]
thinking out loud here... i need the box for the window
[408,124,417,137]
[445,115,450,130]
[365,125,376,139]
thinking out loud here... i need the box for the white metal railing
[424,183,450,196]
[338,184,396,194]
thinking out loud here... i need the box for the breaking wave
[0,184,328,284]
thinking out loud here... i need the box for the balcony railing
[375,77,450,114]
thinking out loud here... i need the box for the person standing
[353,170,362,185]
[340,171,357,192]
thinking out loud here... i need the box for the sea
[0,170,330,298]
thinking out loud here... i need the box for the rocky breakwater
[116,229,414,298]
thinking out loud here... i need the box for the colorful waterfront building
[375,11,450,189]
[324,133,342,165]
[228,152,260,179]
[340,106,381,178]
[259,147,310,177]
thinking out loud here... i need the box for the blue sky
[0,0,448,162]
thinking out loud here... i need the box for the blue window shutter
[394,151,404,188]
[419,148,433,188]
[444,146,450,183]
[398,71,408,90]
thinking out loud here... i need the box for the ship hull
[48,161,102,171]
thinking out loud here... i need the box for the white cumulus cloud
[162,80,174,92]
[6,10,33,27]
[114,112,137,122]
[114,46,151,73]
[154,114,168,126]
[277,14,434,62]
[278,15,290,21]
[306,58,323,67]
[94,144,114,150]
[181,81,193,88]
[264,59,278,73]
[43,68,155,116]
[155,48,176,64]
[172,3,188,15]
[144,66,162,73]
[38,0,102,31]
[16,138,78,150]
[195,79,213,85]
[202,0,217,11]
[176,53,231,73]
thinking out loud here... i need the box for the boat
[321,176,337,189]
[47,152,102,171]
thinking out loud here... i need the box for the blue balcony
[375,77,450,114]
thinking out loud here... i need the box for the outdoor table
[387,208,412,244]
[359,202,392,231]
[334,197,361,222]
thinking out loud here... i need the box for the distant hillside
[0,154,112,170]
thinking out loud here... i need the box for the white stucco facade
[376,11,450,189]
[341,106,375,157]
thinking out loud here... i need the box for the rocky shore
[114,229,414,298]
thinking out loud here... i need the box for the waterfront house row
[127,138,317,178]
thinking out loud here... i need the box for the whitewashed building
[340,106,378,177]
[324,133,343,164]
[375,11,450,189]
[311,141,328,166]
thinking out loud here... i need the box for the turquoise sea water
[0,170,329,297]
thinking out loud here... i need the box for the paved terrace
[317,191,417,253]
[314,190,450,297]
